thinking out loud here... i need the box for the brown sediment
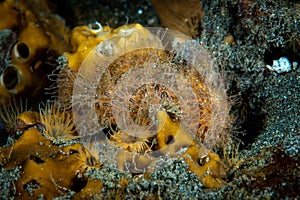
[151,0,203,38]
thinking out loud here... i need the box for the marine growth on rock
[66,23,231,187]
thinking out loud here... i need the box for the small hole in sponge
[16,42,30,59]
[29,155,45,164]
[2,66,19,90]
[165,135,175,145]
[70,177,88,192]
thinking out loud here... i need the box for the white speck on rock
[266,57,294,73]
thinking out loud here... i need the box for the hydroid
[75,143,102,174]
[0,97,29,142]
[39,102,77,143]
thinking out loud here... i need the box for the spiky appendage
[46,56,77,110]
[0,98,35,144]
[110,130,152,154]
[39,102,78,144]
[0,98,27,131]
[74,143,102,175]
